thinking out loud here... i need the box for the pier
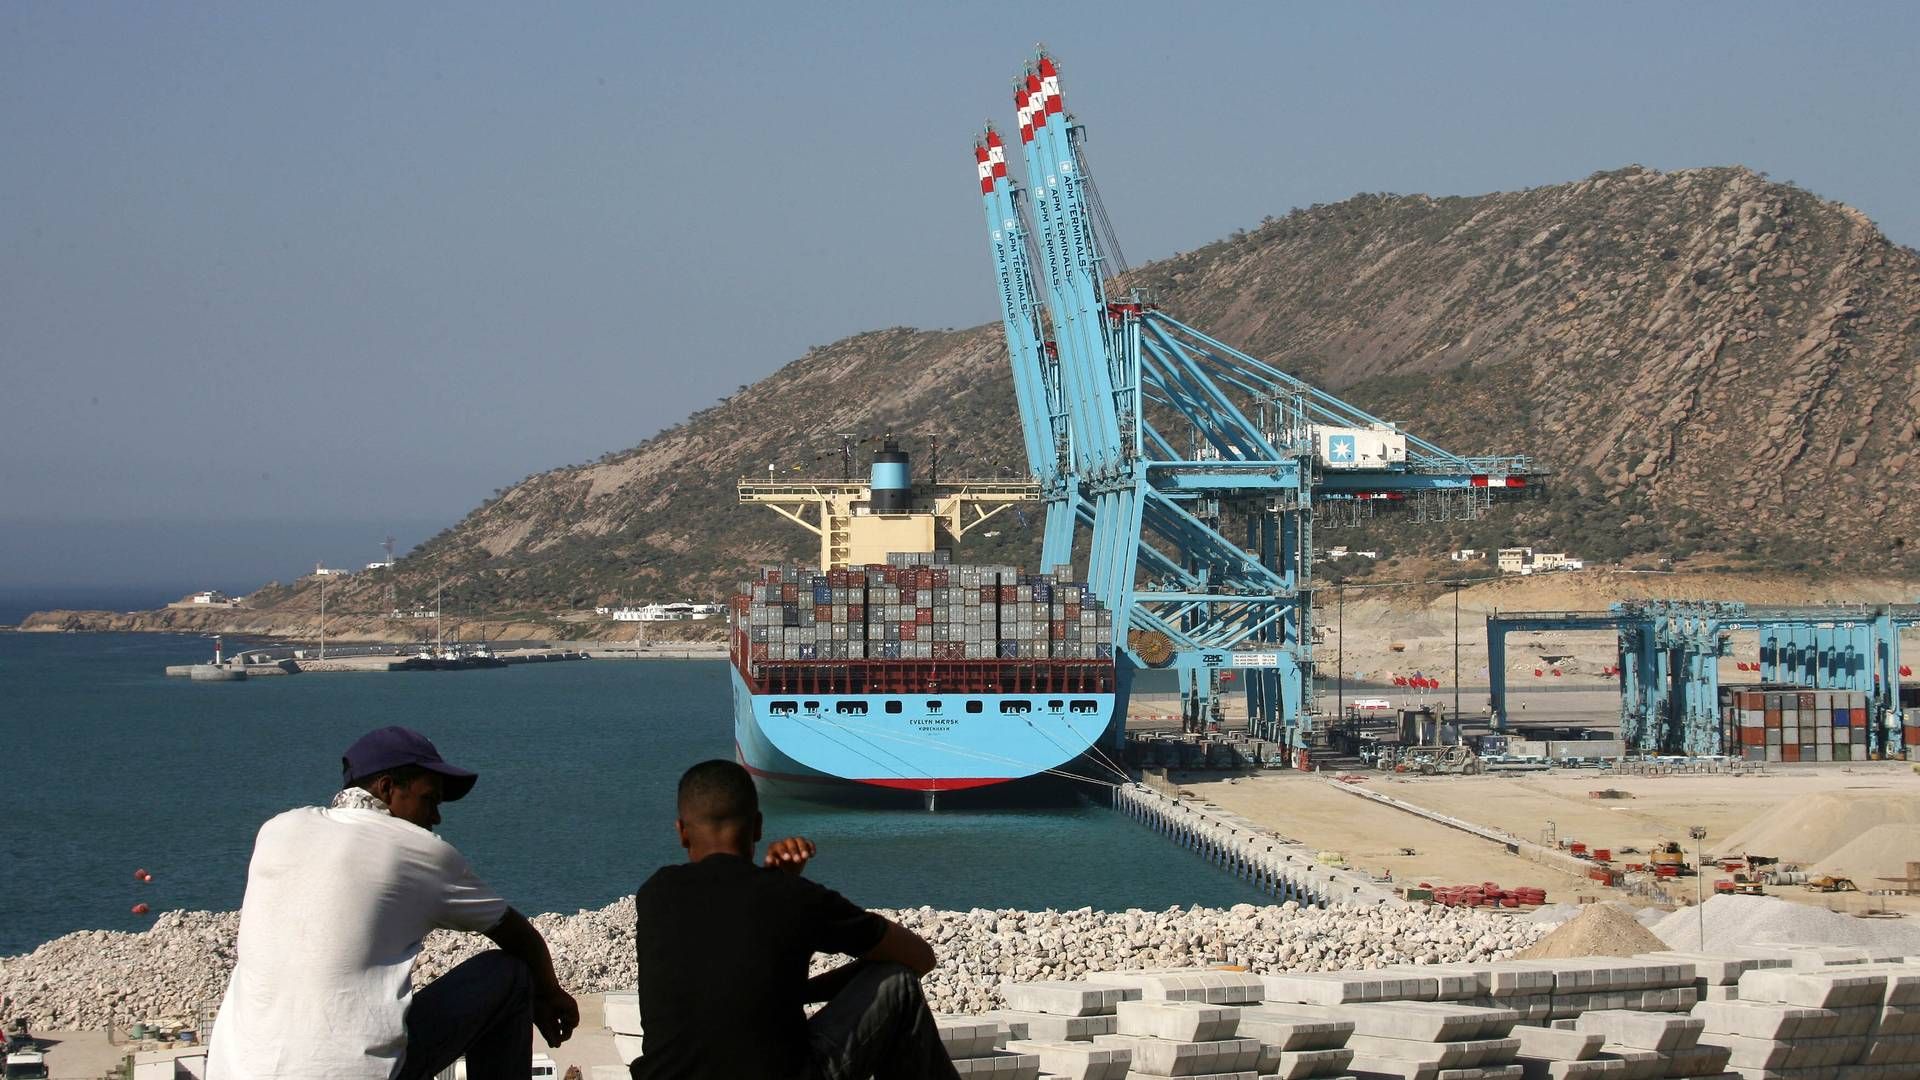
[1113,783,1403,908]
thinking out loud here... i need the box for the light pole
[1336,586,1345,721]
[1689,824,1708,946]
[1452,580,1461,728]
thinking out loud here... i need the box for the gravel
[1652,893,1920,953]
[0,900,1548,1031]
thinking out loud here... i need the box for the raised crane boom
[977,51,1541,744]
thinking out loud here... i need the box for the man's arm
[485,908,581,1046]
[801,919,937,1003]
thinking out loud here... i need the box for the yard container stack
[732,552,1114,667]
[1723,689,1872,763]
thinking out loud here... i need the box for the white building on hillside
[611,602,726,623]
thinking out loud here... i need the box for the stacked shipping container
[1722,689,1875,762]
[732,551,1115,666]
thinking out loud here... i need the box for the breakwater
[0,898,1548,1030]
[1114,784,1403,907]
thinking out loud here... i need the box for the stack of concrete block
[977,980,1141,1047]
[1514,958,1701,1020]
[1646,952,1791,1003]
[1267,1001,1521,1080]
[1232,1007,1356,1079]
[1732,944,1906,970]
[939,1014,1043,1078]
[1506,1024,1611,1080]
[604,989,644,1067]
[1572,1010,1726,1079]
[1091,1000,1264,1079]
[1105,968,1266,1005]
[1691,965,1920,1077]
[1260,971,1444,1006]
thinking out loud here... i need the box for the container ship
[729,441,1122,808]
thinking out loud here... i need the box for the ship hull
[730,665,1119,807]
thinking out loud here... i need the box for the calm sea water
[0,631,1263,955]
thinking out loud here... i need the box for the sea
[0,613,1266,956]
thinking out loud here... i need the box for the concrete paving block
[1375,964,1483,1001]
[1007,982,1142,1016]
[1255,1046,1353,1080]
[1513,1058,1629,1080]
[1233,1008,1354,1052]
[1844,965,1920,1006]
[602,990,642,1036]
[1435,1069,1523,1080]
[1006,1039,1132,1080]
[1509,1025,1604,1062]
[1117,1002,1241,1042]
[1867,1004,1920,1038]
[1737,970,1889,1009]
[1119,1072,1256,1080]
[1346,1059,1520,1080]
[1094,1034,1262,1076]
[1573,1012,1704,1052]
[1646,953,1780,988]
[1279,1003,1516,1043]
[1483,965,1559,998]
[1261,974,1386,1007]
[1697,986,1739,1003]
[1108,970,1265,1005]
[953,1050,1042,1079]
[1857,1033,1920,1066]
[942,1018,1009,1060]
[611,1033,644,1066]
[1342,1036,1518,1069]
[1593,1047,1664,1080]
[1689,1000,1840,1040]
[983,1009,1119,1043]
[1696,1034,1862,1071]
[1827,1006,1879,1038]
[1661,1042,1730,1078]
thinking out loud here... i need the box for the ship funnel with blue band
[869,439,912,512]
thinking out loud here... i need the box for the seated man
[632,760,958,1080]
[208,726,579,1080]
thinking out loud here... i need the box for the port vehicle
[2,1046,48,1080]
[1805,875,1859,893]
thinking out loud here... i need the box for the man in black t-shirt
[631,760,959,1080]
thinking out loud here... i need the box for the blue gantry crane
[976,50,1537,746]
[1487,602,1919,755]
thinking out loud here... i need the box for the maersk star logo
[1328,435,1357,464]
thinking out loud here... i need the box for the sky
[3,2,1917,590]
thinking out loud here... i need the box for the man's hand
[534,983,580,1047]
[763,836,816,875]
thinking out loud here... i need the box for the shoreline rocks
[0,899,1548,1031]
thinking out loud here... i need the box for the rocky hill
[60,165,1920,628]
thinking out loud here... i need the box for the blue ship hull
[730,665,1119,804]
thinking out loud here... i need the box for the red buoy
[131,903,150,915]
[134,867,149,880]
[140,872,154,883]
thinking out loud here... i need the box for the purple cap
[341,726,479,801]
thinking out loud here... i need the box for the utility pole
[318,571,327,660]
[1689,824,1708,945]
[1453,580,1461,726]
[1336,586,1345,720]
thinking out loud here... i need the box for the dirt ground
[1177,763,1920,916]
[1176,772,1610,903]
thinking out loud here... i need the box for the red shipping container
[1001,586,1017,603]
[900,624,917,641]
[916,609,933,625]
[980,587,996,603]
[750,643,768,660]
[814,605,831,622]
[915,569,933,588]
[1065,604,1081,620]
[1741,728,1766,746]
[1782,744,1801,762]
[900,588,917,606]
[848,604,865,620]
[1052,621,1066,640]
[932,569,949,587]
[1765,710,1782,728]
[781,583,798,602]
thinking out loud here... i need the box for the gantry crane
[976,50,1538,745]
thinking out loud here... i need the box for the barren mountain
[69,165,1920,627]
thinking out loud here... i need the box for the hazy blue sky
[4,2,1916,590]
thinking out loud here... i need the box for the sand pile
[1720,790,1920,864]
[1516,903,1669,959]
[1816,823,1920,884]
[1653,893,1920,953]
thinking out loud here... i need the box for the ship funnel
[869,439,912,512]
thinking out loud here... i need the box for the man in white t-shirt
[207,726,579,1080]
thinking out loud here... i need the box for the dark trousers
[807,963,960,1080]
[397,951,533,1080]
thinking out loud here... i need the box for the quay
[1113,782,1402,908]
[164,646,592,678]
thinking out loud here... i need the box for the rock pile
[0,899,1547,1031]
